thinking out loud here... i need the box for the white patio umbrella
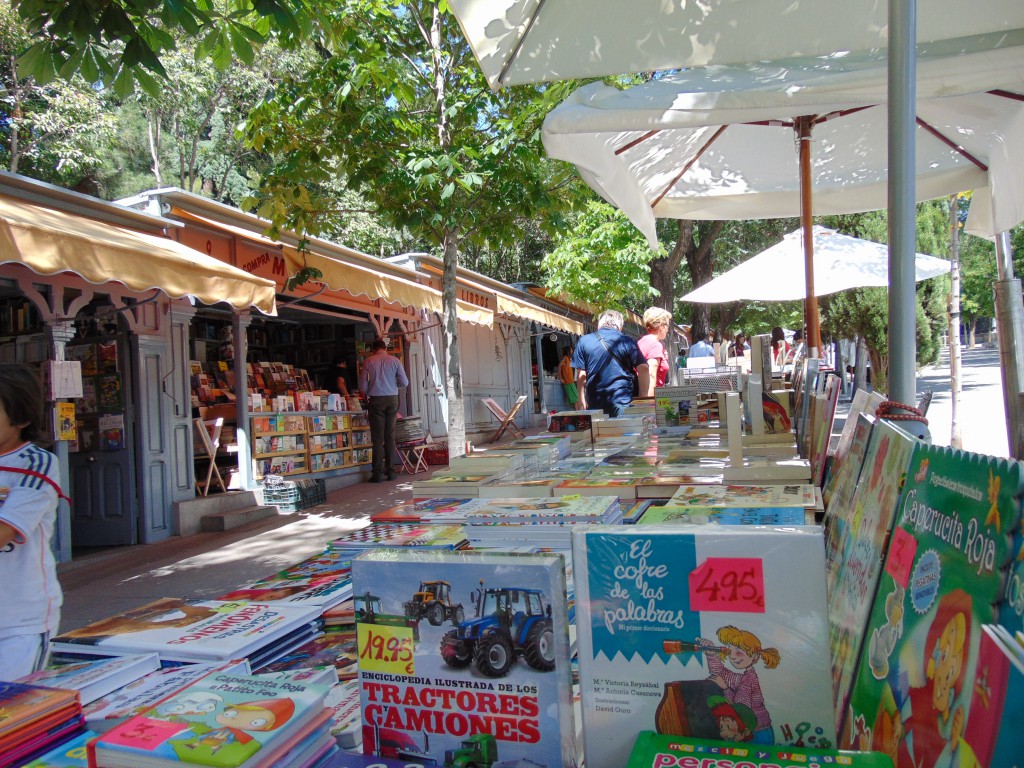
[681,226,950,303]
[542,29,1024,352]
[448,0,1024,90]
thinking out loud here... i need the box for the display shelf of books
[307,413,354,472]
[252,413,308,477]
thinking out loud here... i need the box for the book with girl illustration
[571,525,835,768]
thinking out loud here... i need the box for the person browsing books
[638,306,673,396]
[359,339,409,483]
[558,347,579,408]
[0,364,64,680]
[572,310,649,417]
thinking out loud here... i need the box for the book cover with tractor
[351,549,575,767]
[572,525,835,768]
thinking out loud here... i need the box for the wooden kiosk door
[68,333,137,547]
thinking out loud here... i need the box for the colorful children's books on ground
[625,731,893,768]
[572,525,836,768]
[324,679,362,750]
[82,662,250,734]
[322,599,354,629]
[49,598,322,666]
[825,419,916,725]
[254,548,354,583]
[409,473,498,499]
[216,575,352,611]
[327,523,468,551]
[18,653,160,706]
[20,728,97,768]
[0,681,83,768]
[351,549,575,767]
[88,670,333,768]
[843,444,1024,766]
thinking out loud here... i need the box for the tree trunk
[681,220,726,341]
[948,194,963,448]
[147,113,163,187]
[442,229,465,458]
[968,317,976,348]
[650,222,687,383]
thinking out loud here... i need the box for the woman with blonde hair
[638,306,673,396]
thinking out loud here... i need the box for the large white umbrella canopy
[541,29,1024,250]
[448,0,1024,90]
[681,226,951,303]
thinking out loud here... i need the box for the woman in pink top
[638,307,673,396]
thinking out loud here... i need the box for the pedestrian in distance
[638,307,674,396]
[572,309,649,417]
[689,331,715,358]
[558,347,579,408]
[359,339,409,483]
[0,363,64,680]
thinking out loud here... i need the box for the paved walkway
[59,345,1011,634]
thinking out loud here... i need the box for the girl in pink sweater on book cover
[698,625,781,744]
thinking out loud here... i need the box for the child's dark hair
[0,364,44,443]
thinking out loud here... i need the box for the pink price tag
[689,557,766,613]
[104,717,187,751]
[885,526,918,588]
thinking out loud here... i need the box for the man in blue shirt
[359,339,409,482]
[572,310,649,417]
[689,331,715,358]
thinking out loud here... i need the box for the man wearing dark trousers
[359,339,409,482]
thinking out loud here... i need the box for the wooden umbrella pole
[797,116,822,358]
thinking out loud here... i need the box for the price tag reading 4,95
[689,557,766,613]
[357,622,416,675]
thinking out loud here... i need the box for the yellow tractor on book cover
[404,580,465,626]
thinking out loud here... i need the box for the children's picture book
[88,670,330,768]
[82,661,250,733]
[843,444,1024,767]
[370,498,469,522]
[258,630,358,680]
[961,623,1024,765]
[548,413,594,434]
[478,478,564,498]
[215,576,352,610]
[826,420,918,728]
[49,597,321,664]
[822,412,874,512]
[625,731,893,768]
[654,386,701,427]
[97,373,123,411]
[0,682,81,741]
[351,549,576,767]
[18,652,161,705]
[19,728,97,768]
[553,477,646,500]
[637,505,811,526]
[821,389,884,505]
[573,525,836,768]
[98,413,126,451]
[666,484,817,509]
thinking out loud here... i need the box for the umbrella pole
[797,116,822,358]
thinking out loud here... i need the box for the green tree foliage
[541,200,656,312]
[0,0,114,184]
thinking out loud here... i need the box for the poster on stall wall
[99,413,126,451]
[55,402,76,442]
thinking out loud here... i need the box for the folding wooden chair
[482,395,528,443]
[193,417,227,496]
[397,436,430,475]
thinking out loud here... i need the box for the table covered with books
[6,369,1024,768]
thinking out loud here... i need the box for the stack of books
[215,548,354,613]
[431,495,622,548]
[17,653,161,706]
[327,522,468,551]
[87,671,335,768]
[0,681,84,767]
[410,471,501,499]
[49,598,322,669]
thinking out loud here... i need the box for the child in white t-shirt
[0,364,63,680]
